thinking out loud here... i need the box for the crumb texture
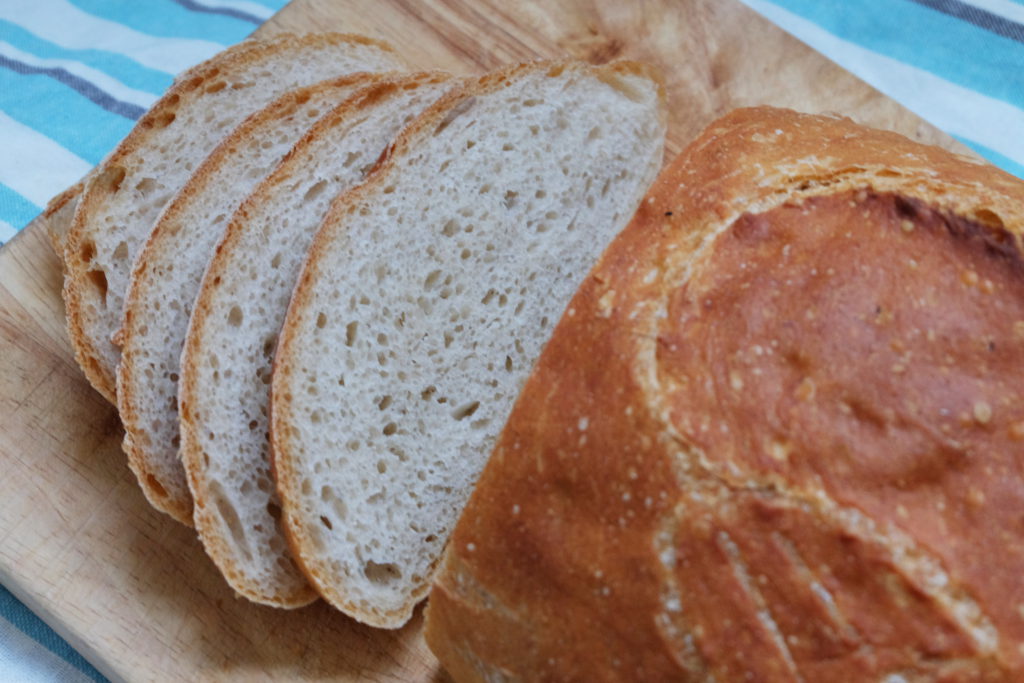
[181,75,453,606]
[273,62,665,626]
[65,34,403,399]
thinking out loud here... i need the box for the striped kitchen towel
[0,0,287,246]
[740,0,1024,179]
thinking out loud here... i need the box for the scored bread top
[270,59,666,628]
[424,107,1024,680]
[62,32,405,404]
[179,72,456,608]
[116,73,385,530]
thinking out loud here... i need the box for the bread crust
[424,107,1024,680]
[62,32,401,404]
[179,72,453,608]
[269,58,666,628]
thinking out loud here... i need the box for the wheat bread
[424,108,1024,680]
[179,73,455,608]
[62,33,405,403]
[270,60,667,628]
[117,74,385,531]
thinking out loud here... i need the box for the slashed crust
[424,108,1024,680]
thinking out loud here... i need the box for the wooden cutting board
[0,1,969,681]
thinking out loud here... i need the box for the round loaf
[425,107,1024,680]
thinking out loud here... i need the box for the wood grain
[0,0,969,680]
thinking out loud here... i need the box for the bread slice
[62,33,405,403]
[270,60,667,627]
[179,73,455,608]
[117,74,386,531]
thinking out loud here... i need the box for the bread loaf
[179,73,455,608]
[62,33,404,403]
[117,74,384,528]
[270,60,666,628]
[425,108,1024,680]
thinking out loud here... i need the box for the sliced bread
[270,60,667,627]
[179,73,455,608]
[117,74,386,531]
[62,33,405,403]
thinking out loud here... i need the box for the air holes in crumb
[211,484,250,560]
[227,305,243,327]
[377,460,387,474]
[345,321,358,346]
[151,111,176,129]
[505,355,513,371]
[383,422,397,436]
[421,386,436,400]
[319,515,333,530]
[303,180,328,202]
[79,241,96,262]
[146,474,167,498]
[434,96,477,135]
[503,190,518,208]
[112,241,129,261]
[99,165,126,194]
[378,395,392,410]
[364,561,401,585]
[424,269,442,290]
[87,270,108,302]
[270,253,282,268]
[442,220,459,237]
[248,420,258,430]
[460,248,471,260]
[452,401,480,420]
[316,312,327,329]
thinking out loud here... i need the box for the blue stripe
[0,183,42,228]
[0,55,144,120]
[66,0,257,44]
[954,135,1024,180]
[766,0,1024,110]
[0,67,133,164]
[909,0,1024,42]
[169,0,261,25]
[0,585,106,683]
[0,19,172,95]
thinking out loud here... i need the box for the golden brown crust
[180,71,452,610]
[43,182,84,258]
[62,32,401,404]
[425,108,1024,680]
[270,58,664,628]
